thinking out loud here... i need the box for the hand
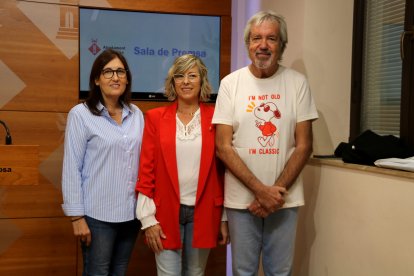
[254,185,286,213]
[248,199,271,218]
[145,224,166,255]
[218,221,230,245]
[71,217,91,246]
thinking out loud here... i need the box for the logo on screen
[89,39,101,55]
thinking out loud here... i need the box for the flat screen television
[79,7,221,101]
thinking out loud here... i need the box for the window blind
[361,0,405,136]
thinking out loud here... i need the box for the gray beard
[254,57,273,69]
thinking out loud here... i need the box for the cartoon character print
[254,102,281,147]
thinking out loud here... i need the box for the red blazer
[136,102,224,249]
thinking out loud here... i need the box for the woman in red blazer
[135,54,228,275]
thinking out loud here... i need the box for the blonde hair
[164,54,212,102]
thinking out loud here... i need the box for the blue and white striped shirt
[61,102,144,222]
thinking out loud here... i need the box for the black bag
[334,130,414,165]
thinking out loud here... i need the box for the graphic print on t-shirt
[246,93,281,154]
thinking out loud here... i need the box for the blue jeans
[155,205,210,276]
[81,216,140,276]
[227,207,298,276]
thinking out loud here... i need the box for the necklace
[177,107,199,117]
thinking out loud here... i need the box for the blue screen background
[79,8,221,98]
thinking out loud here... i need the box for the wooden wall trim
[81,0,231,16]
[0,145,39,186]
[0,0,231,274]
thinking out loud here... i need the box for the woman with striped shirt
[62,49,144,275]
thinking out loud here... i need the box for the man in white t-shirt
[212,10,318,276]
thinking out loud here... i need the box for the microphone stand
[0,120,12,145]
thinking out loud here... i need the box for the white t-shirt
[212,66,318,209]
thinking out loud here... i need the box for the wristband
[71,216,85,222]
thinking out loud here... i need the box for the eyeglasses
[101,68,127,79]
[173,73,200,83]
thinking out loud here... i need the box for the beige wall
[295,164,414,276]
[260,0,353,154]
[301,0,354,154]
[232,0,414,275]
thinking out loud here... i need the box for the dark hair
[85,49,132,115]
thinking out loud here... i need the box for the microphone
[0,120,12,145]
